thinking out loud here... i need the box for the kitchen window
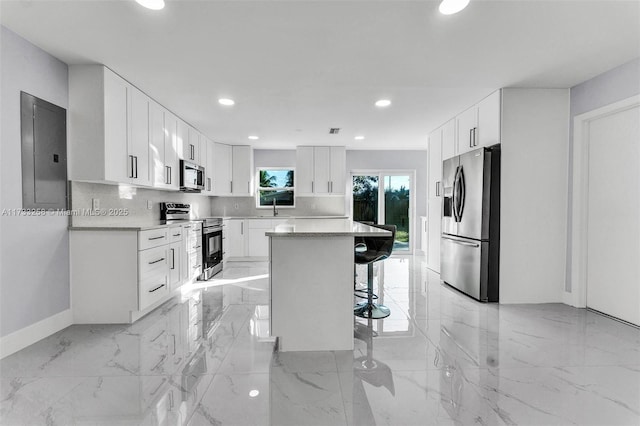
[256,168,295,207]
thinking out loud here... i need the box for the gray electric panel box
[21,92,68,210]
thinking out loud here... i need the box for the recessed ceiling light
[248,135,259,140]
[249,390,260,398]
[375,99,391,107]
[439,0,470,15]
[354,136,365,140]
[218,98,235,106]
[135,0,165,10]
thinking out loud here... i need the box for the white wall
[346,150,428,250]
[499,89,569,304]
[564,57,640,292]
[0,27,70,337]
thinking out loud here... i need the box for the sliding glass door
[351,172,413,252]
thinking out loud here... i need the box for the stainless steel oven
[200,218,223,280]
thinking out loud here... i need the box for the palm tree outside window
[256,168,295,207]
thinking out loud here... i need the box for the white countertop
[265,218,391,237]
[222,215,348,220]
[68,220,202,231]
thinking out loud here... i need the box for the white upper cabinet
[457,89,502,156]
[69,65,151,187]
[150,102,179,190]
[295,146,346,195]
[184,126,201,165]
[456,104,479,156]
[427,127,443,272]
[213,142,232,196]
[176,118,188,162]
[203,137,215,195]
[231,145,253,196]
[477,90,501,148]
[441,119,456,160]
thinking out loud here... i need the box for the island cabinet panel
[270,236,354,352]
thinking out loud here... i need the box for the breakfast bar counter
[267,218,390,352]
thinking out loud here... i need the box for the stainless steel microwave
[180,160,205,192]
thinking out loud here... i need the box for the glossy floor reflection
[1,256,639,425]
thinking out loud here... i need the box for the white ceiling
[1,0,639,150]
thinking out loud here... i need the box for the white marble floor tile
[2,255,639,425]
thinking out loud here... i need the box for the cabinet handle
[152,354,167,371]
[194,245,201,249]
[241,222,244,235]
[328,181,330,192]
[469,128,473,148]
[230,181,233,193]
[473,127,478,146]
[331,181,333,192]
[149,283,166,293]
[135,156,139,178]
[148,235,165,241]
[193,264,201,269]
[311,181,314,193]
[168,166,172,184]
[247,181,250,193]
[190,144,194,160]
[208,177,211,191]
[170,249,175,269]
[173,233,181,237]
[150,329,165,342]
[148,257,165,265]
[172,334,176,355]
[129,155,135,178]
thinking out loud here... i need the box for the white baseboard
[0,309,72,359]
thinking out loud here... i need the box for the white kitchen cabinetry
[69,65,151,187]
[224,218,287,260]
[456,90,502,156]
[183,222,202,283]
[224,219,246,259]
[213,142,232,195]
[441,119,456,160]
[296,146,346,195]
[427,126,443,272]
[70,225,186,324]
[203,137,215,195]
[150,102,179,190]
[232,145,254,196]
[183,126,201,165]
[420,216,428,255]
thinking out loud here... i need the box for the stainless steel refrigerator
[441,146,500,302]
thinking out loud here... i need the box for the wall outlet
[92,198,100,210]
[147,200,153,210]
[234,203,239,210]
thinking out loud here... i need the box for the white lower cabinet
[70,225,188,324]
[225,218,288,260]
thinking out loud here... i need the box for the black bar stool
[354,224,396,319]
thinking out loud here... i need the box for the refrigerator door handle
[453,166,461,222]
[458,166,466,221]
[442,236,479,248]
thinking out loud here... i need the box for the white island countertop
[266,218,390,237]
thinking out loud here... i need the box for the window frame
[255,167,296,209]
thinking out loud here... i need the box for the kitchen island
[267,218,390,351]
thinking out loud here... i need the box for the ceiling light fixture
[354,136,365,140]
[218,98,235,106]
[439,0,470,15]
[375,99,391,107]
[248,135,259,140]
[135,0,165,10]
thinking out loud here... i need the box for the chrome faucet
[273,199,278,216]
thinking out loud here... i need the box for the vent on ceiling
[329,128,340,134]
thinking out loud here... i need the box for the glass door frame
[349,169,416,254]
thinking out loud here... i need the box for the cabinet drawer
[139,245,170,276]
[139,270,169,310]
[139,228,169,250]
[168,225,183,242]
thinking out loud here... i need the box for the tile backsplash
[69,182,346,226]
[210,196,346,217]
[69,182,212,226]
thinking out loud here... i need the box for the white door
[586,104,639,326]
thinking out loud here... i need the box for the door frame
[567,94,640,308]
[349,169,417,254]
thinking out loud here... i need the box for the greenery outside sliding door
[351,172,413,252]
